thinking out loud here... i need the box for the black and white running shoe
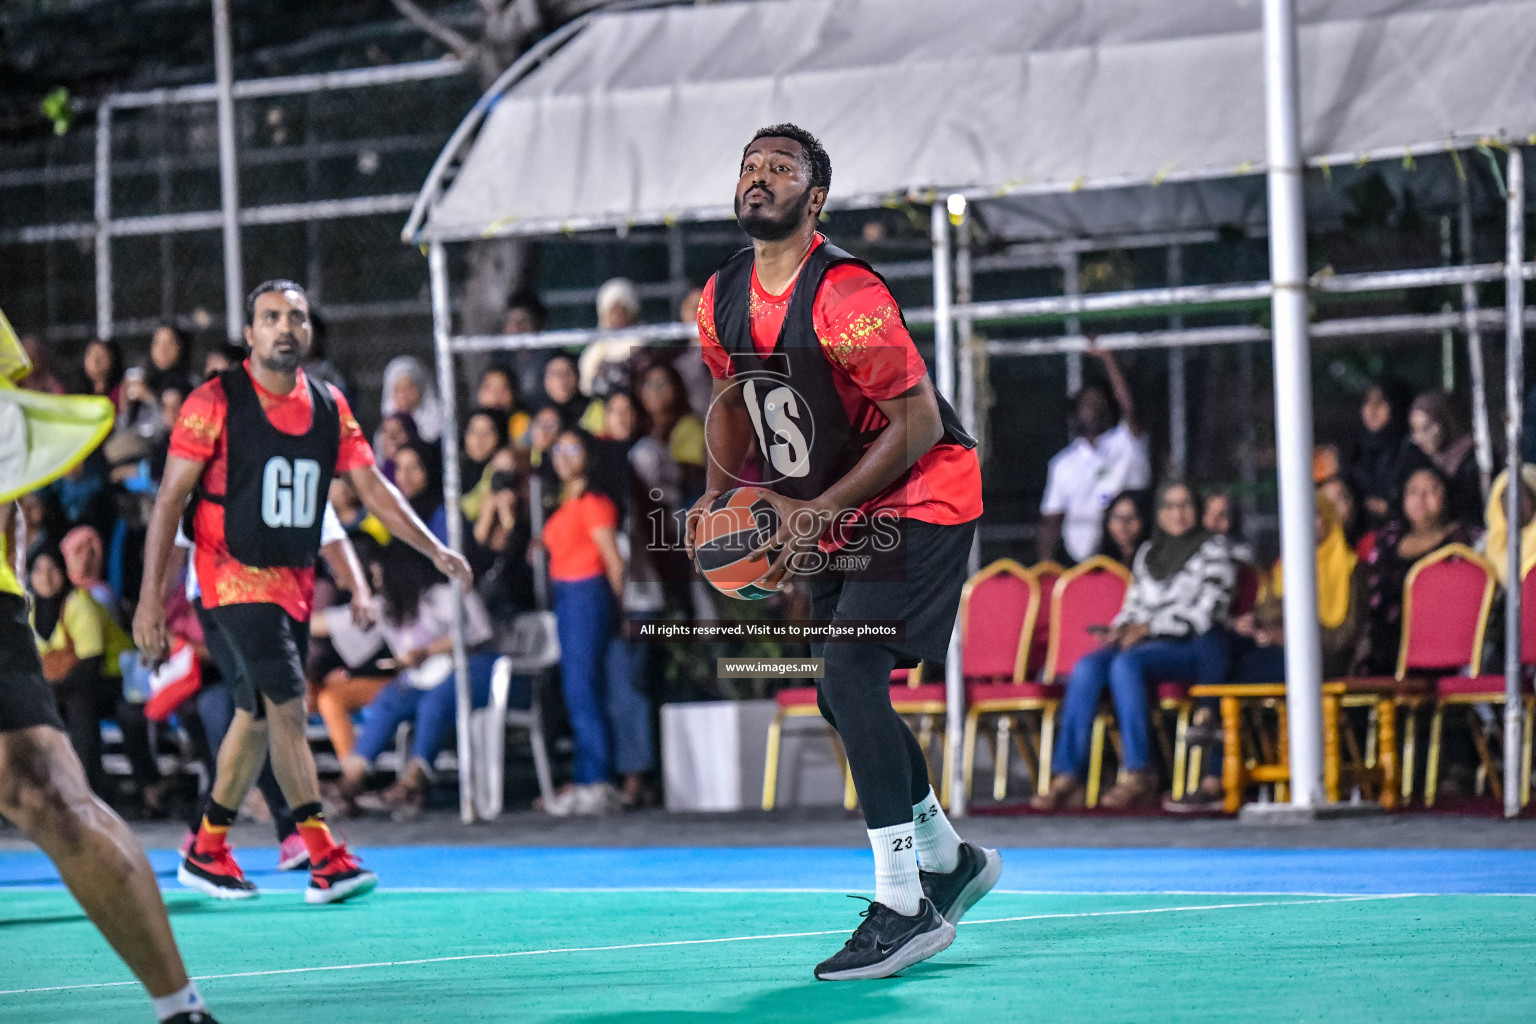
[813,897,955,981]
[920,842,1002,924]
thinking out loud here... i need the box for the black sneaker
[920,842,1002,924]
[163,1012,220,1023]
[177,839,258,900]
[813,897,955,981]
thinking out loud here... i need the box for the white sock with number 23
[912,786,963,874]
[867,822,923,915]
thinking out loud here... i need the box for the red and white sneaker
[276,832,311,871]
[178,836,257,900]
[305,845,377,905]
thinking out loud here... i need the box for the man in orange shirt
[687,125,999,981]
[135,280,471,905]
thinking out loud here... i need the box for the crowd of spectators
[9,281,1534,823]
[1034,362,1532,811]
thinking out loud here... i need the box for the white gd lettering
[260,456,321,528]
[742,379,809,479]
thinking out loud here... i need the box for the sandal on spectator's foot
[1162,785,1226,814]
[1030,774,1086,812]
[1099,770,1160,810]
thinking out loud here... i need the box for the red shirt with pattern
[697,234,982,526]
[169,362,374,621]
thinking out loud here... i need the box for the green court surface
[3,888,1534,1023]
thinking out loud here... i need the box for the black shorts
[196,601,310,716]
[0,593,66,733]
[809,518,976,665]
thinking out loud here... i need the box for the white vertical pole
[212,0,244,343]
[1504,147,1525,819]
[953,196,982,579]
[1462,175,1495,500]
[1167,244,1188,478]
[1063,252,1083,395]
[430,241,475,824]
[1263,0,1325,807]
[932,201,965,817]
[94,104,113,340]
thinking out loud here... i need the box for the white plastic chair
[473,611,561,818]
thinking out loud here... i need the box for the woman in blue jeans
[335,541,496,820]
[1034,481,1235,811]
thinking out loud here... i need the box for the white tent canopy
[407,0,1536,243]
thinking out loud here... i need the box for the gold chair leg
[1038,705,1057,796]
[1376,697,1398,810]
[1468,705,1504,803]
[1087,713,1109,808]
[762,711,786,811]
[1188,745,1203,794]
[1012,714,1040,792]
[1400,706,1418,805]
[1275,701,1290,804]
[1424,705,1444,809]
[1323,696,1340,804]
[955,709,981,809]
[1523,697,1534,808]
[1363,704,1379,770]
[993,715,1012,802]
[1219,697,1243,814]
[1171,704,1192,801]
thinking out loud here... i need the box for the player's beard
[259,333,304,373]
[736,181,813,242]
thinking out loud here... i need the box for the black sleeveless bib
[194,366,340,569]
[710,239,975,503]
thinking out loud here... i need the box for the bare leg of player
[0,726,199,1004]
[208,710,270,809]
[263,695,322,806]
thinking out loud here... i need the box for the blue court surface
[2,845,1534,1022]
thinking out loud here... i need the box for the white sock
[867,822,923,915]
[153,981,206,1021]
[912,786,963,874]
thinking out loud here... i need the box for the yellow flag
[0,306,30,384]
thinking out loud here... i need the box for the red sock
[292,802,340,863]
[192,801,238,855]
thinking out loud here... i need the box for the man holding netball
[686,124,1000,980]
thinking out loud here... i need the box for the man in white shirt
[1038,349,1150,563]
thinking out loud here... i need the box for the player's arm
[755,376,945,586]
[346,463,472,585]
[133,455,204,659]
[320,533,374,628]
[684,376,755,558]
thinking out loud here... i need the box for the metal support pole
[932,201,965,817]
[1063,251,1083,395]
[667,223,687,310]
[93,104,113,340]
[1504,147,1525,819]
[212,0,245,343]
[1462,174,1495,500]
[429,242,475,824]
[1440,214,1455,392]
[1263,0,1325,807]
[953,196,982,578]
[1167,245,1188,478]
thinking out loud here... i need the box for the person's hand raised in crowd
[349,588,376,630]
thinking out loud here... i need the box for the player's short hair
[742,123,832,193]
[244,279,307,326]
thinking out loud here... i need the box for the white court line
[0,893,1414,997]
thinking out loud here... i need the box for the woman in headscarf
[1347,379,1413,530]
[539,353,600,432]
[1482,464,1536,586]
[1033,481,1235,811]
[1402,390,1483,527]
[378,355,443,443]
[374,411,420,484]
[458,406,510,522]
[1361,465,1478,675]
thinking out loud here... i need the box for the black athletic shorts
[809,518,976,665]
[196,601,310,716]
[0,593,66,733]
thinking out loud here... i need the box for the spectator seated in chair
[1033,481,1235,812]
[333,542,496,821]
